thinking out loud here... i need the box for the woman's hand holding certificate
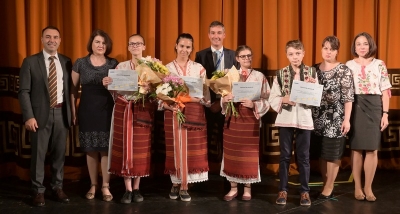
[107,69,138,91]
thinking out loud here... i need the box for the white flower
[156,83,172,95]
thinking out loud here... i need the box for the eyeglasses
[128,42,144,47]
[238,54,252,59]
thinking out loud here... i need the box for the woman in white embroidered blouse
[345,32,391,202]
[220,45,270,201]
[102,34,152,203]
[163,33,211,202]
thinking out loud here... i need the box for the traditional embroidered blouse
[269,64,317,130]
[345,59,391,95]
[165,59,211,102]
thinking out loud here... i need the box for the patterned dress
[72,55,118,152]
[220,68,270,184]
[163,60,210,189]
[312,63,354,138]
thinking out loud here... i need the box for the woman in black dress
[71,29,118,201]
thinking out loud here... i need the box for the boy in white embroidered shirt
[268,40,317,206]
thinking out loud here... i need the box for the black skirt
[318,136,346,161]
[78,85,114,152]
[350,95,382,150]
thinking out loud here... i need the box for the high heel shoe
[242,185,252,201]
[318,192,334,200]
[366,195,376,202]
[85,184,97,200]
[354,189,366,201]
[354,194,365,201]
[101,186,113,202]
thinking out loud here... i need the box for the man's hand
[25,118,38,132]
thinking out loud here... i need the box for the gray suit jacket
[18,52,72,129]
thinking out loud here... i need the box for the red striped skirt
[108,96,154,177]
[164,102,209,189]
[223,104,260,179]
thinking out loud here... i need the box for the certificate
[181,76,203,98]
[289,80,323,106]
[107,69,138,91]
[232,82,262,102]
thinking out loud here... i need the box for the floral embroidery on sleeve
[379,61,392,92]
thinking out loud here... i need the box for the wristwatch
[383,111,389,115]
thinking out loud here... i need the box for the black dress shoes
[53,188,70,203]
[32,193,45,207]
[318,192,334,199]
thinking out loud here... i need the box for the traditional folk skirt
[108,96,155,177]
[350,95,382,150]
[164,103,209,189]
[221,104,260,183]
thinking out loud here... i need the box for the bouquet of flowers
[205,66,240,117]
[133,56,171,106]
[154,75,191,125]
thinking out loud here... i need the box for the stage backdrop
[0,0,399,180]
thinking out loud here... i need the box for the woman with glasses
[221,45,270,201]
[103,34,154,203]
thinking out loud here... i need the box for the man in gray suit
[18,26,72,206]
[195,21,239,162]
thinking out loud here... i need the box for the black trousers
[278,127,311,193]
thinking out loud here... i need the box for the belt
[51,102,63,108]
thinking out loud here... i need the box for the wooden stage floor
[1,169,399,214]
